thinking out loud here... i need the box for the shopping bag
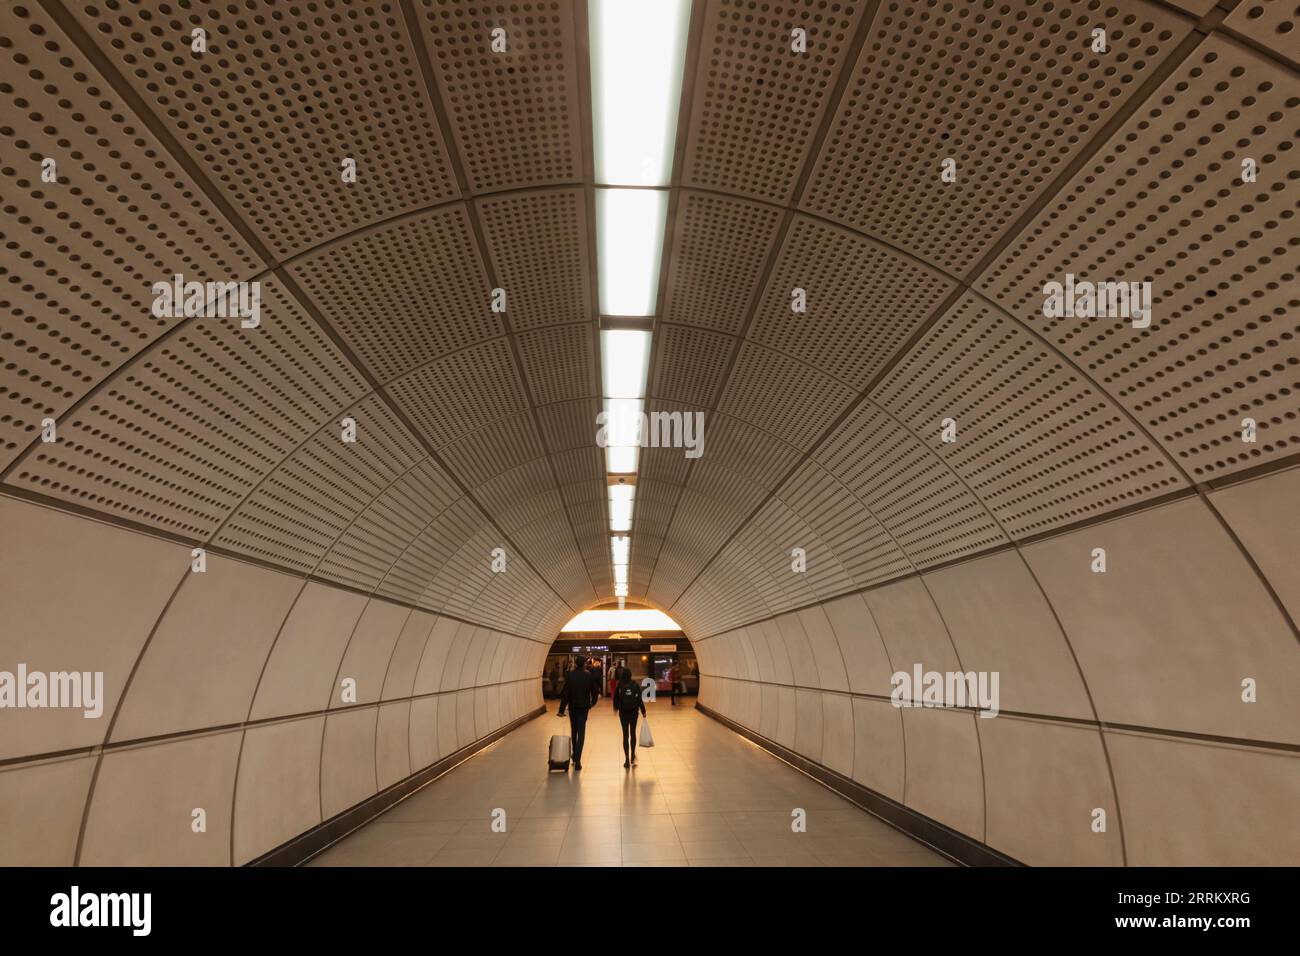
[639,718,654,748]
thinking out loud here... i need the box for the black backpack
[616,680,640,714]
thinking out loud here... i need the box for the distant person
[668,662,681,705]
[590,659,604,698]
[612,666,646,768]
[557,659,575,717]
[547,663,560,699]
[559,658,598,770]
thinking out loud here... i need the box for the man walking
[559,658,599,770]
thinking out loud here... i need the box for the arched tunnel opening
[0,0,1295,936]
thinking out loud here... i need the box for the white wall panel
[0,498,188,760]
[112,556,300,741]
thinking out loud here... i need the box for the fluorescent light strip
[601,329,652,398]
[597,188,668,316]
[590,0,692,186]
[591,1,693,600]
[608,484,635,533]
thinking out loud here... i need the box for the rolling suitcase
[548,734,571,771]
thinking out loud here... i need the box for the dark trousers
[619,710,639,760]
[568,707,589,763]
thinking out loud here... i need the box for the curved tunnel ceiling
[0,0,1297,866]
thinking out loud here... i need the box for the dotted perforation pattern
[288,206,500,384]
[874,293,1186,537]
[662,191,785,335]
[379,494,486,605]
[700,411,804,493]
[0,2,263,469]
[476,187,591,331]
[212,392,423,570]
[682,0,869,204]
[386,336,529,449]
[1223,0,1300,65]
[801,0,1192,275]
[652,324,737,407]
[549,443,602,492]
[315,454,461,590]
[536,398,600,453]
[741,494,847,604]
[74,0,459,259]
[777,457,914,586]
[510,511,595,593]
[473,456,564,531]
[815,400,1008,565]
[416,0,583,193]
[637,417,695,489]
[979,37,1300,480]
[699,535,785,618]
[718,340,856,450]
[10,278,368,539]
[515,322,597,405]
[748,215,956,389]
[436,409,545,488]
[430,527,512,617]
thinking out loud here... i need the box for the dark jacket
[562,667,599,713]
[613,678,646,717]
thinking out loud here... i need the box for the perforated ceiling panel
[477,188,592,331]
[800,0,1194,274]
[8,278,368,538]
[70,0,460,259]
[815,401,1010,566]
[747,215,955,389]
[3,0,1297,656]
[979,36,1300,482]
[212,393,424,572]
[682,0,870,203]
[662,192,784,334]
[287,208,498,384]
[874,293,1187,536]
[414,0,583,193]
[1224,0,1300,63]
[0,1,264,471]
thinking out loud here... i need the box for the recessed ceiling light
[589,0,692,187]
[608,483,635,533]
[611,534,630,566]
[602,397,642,474]
[601,329,652,399]
[597,188,667,316]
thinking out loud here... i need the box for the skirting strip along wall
[695,702,1022,868]
[249,706,546,867]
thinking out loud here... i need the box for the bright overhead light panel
[597,188,668,316]
[589,0,692,186]
[602,397,642,474]
[613,564,629,587]
[608,483,635,533]
[606,444,639,475]
[611,535,630,566]
[601,329,652,399]
[562,608,682,632]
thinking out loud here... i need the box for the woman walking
[612,666,646,768]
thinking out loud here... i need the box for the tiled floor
[307,699,954,867]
